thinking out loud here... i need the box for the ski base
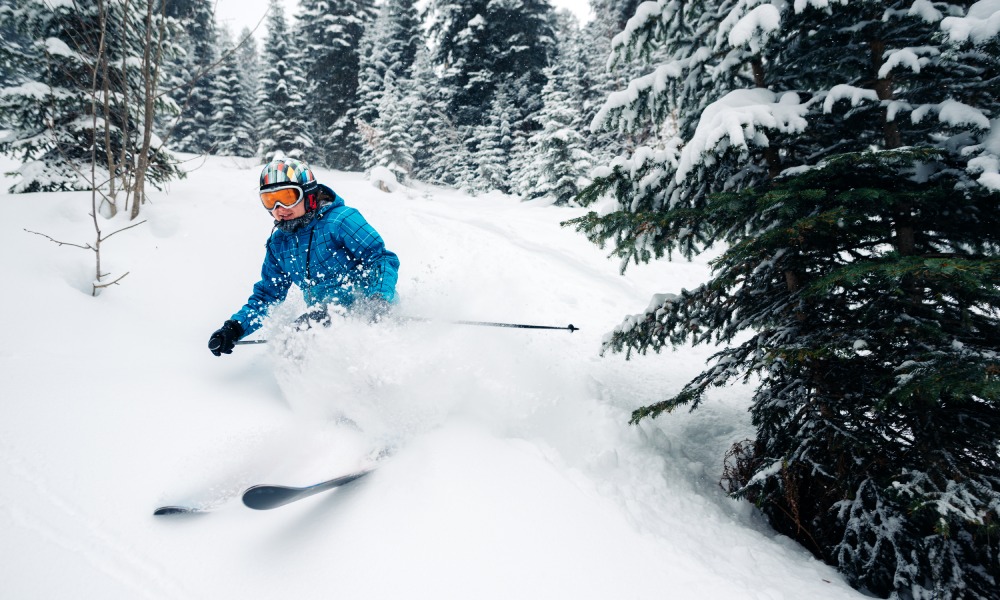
[153,505,210,516]
[242,468,374,511]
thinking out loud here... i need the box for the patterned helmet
[259,158,317,193]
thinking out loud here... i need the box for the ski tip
[153,505,205,516]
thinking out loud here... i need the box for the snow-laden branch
[718,2,782,54]
[941,0,1000,43]
[676,89,808,182]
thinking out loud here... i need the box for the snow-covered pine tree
[208,29,255,157]
[0,0,179,197]
[405,43,460,185]
[580,0,652,167]
[519,11,593,204]
[570,1,1000,598]
[426,0,556,128]
[170,0,218,154]
[297,0,375,169]
[369,70,414,182]
[589,0,643,32]
[356,0,421,171]
[0,0,28,88]
[257,0,314,162]
[470,83,515,194]
[234,26,261,155]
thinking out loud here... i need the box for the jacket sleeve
[230,239,292,337]
[329,207,399,303]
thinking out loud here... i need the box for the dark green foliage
[257,0,313,161]
[171,0,218,153]
[0,0,180,195]
[209,30,256,157]
[427,0,555,128]
[571,1,1000,597]
[298,0,375,169]
[603,149,1000,598]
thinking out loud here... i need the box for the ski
[153,505,210,516]
[242,468,374,511]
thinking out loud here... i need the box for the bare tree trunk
[90,0,111,287]
[98,0,118,216]
[131,0,166,219]
[117,0,134,212]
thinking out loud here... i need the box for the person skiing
[208,158,400,356]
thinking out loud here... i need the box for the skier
[208,158,400,356]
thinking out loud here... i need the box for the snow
[368,165,399,192]
[724,4,782,52]
[44,36,78,59]
[908,0,945,23]
[941,0,1000,43]
[877,47,938,78]
[0,153,866,599]
[822,84,879,113]
[911,98,992,129]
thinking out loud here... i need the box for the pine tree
[426,0,556,128]
[405,43,458,185]
[0,0,29,88]
[356,0,421,171]
[519,11,593,204]
[368,70,414,182]
[257,0,313,161]
[208,29,255,157]
[471,84,515,194]
[234,26,261,155]
[298,0,375,169]
[170,0,218,154]
[0,0,179,196]
[570,1,1000,598]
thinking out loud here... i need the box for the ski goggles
[259,185,304,211]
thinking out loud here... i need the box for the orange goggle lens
[260,186,303,211]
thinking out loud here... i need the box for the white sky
[214,0,594,39]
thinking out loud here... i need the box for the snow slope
[0,155,866,599]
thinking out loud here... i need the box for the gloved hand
[208,320,244,356]
[293,306,332,330]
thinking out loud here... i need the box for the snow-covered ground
[0,155,866,599]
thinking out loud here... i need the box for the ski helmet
[259,158,320,210]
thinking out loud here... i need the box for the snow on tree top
[822,84,879,113]
[910,99,992,130]
[907,0,945,23]
[676,89,808,183]
[877,47,939,78]
[969,121,1000,190]
[941,0,1000,43]
[44,37,77,59]
[721,4,781,53]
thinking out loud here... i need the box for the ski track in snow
[0,156,865,599]
[0,440,198,600]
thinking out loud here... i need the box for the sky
[215,0,594,38]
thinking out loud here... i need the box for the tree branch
[24,229,94,251]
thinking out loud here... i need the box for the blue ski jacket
[231,188,399,337]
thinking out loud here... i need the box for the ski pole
[399,316,578,332]
[233,318,578,345]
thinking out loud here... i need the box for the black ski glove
[293,306,332,330]
[208,320,243,356]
